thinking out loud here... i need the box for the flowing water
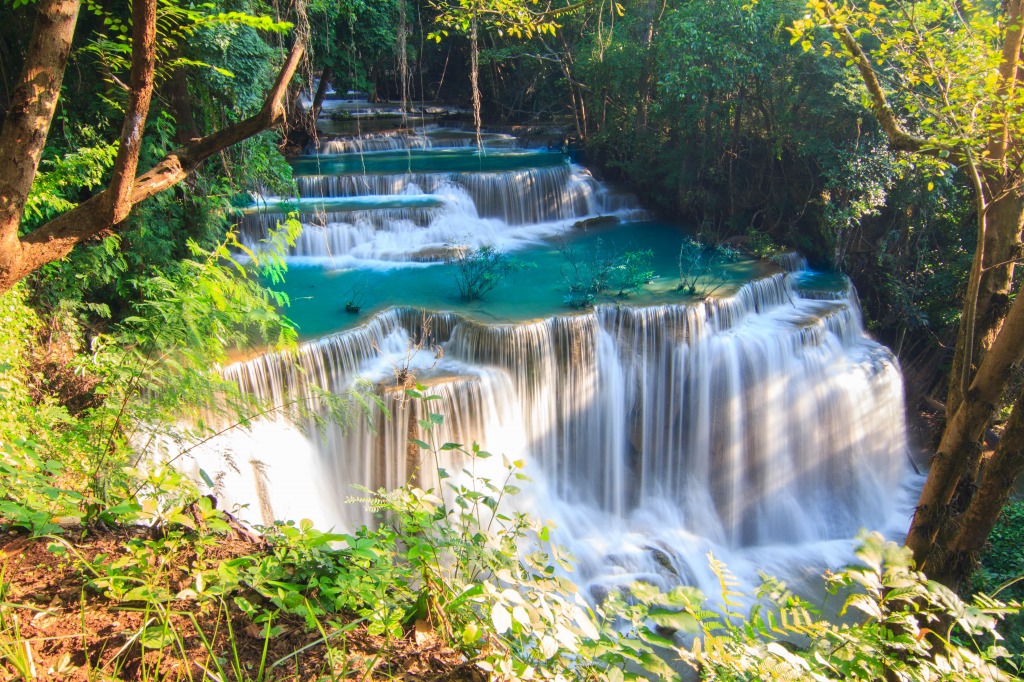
[312,127,519,154]
[187,126,915,601]
[239,145,643,266]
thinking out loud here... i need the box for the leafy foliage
[0,221,311,533]
[445,242,529,301]
[966,500,1024,663]
[791,0,1024,182]
[610,532,1022,681]
[610,248,654,297]
[427,0,569,42]
[79,0,293,94]
[559,237,616,308]
[678,238,739,299]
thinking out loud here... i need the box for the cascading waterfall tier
[313,128,519,154]
[206,125,913,601]
[193,270,909,596]
[292,166,624,226]
[239,145,643,263]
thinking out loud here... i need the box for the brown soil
[0,530,481,681]
[25,314,102,417]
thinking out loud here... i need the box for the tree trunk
[946,191,1024,415]
[107,0,157,224]
[397,0,408,112]
[906,253,1024,571]
[166,66,199,144]
[928,388,1024,587]
[470,14,481,149]
[0,0,80,273]
[311,65,332,121]
[0,38,304,293]
[638,3,657,130]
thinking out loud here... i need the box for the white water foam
[183,272,915,601]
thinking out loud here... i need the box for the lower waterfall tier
[181,268,913,597]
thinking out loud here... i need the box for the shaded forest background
[0,0,971,389]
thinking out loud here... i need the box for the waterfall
[294,166,605,224]
[239,132,646,264]
[242,163,645,263]
[314,129,519,154]
[204,127,913,600]
[190,270,909,595]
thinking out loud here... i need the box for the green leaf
[648,607,700,633]
[463,622,482,644]
[139,625,175,649]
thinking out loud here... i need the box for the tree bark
[0,37,304,294]
[311,65,332,122]
[0,0,80,272]
[947,191,1024,416]
[107,0,157,224]
[397,0,408,112]
[929,388,1024,587]
[166,65,199,144]
[470,14,481,149]
[906,269,1024,570]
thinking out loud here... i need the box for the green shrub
[445,243,530,301]
[677,237,739,299]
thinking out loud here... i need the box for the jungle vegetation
[0,0,1023,678]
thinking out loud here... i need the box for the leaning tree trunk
[928,387,1024,587]
[909,188,1024,588]
[946,191,1024,417]
[906,244,1024,577]
[0,0,304,294]
[0,0,80,274]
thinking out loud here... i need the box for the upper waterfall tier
[237,136,643,265]
[290,148,566,176]
[293,165,601,225]
[241,166,642,264]
[312,128,519,154]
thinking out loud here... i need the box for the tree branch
[0,41,304,292]
[821,2,946,157]
[986,0,1024,166]
[107,0,157,224]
